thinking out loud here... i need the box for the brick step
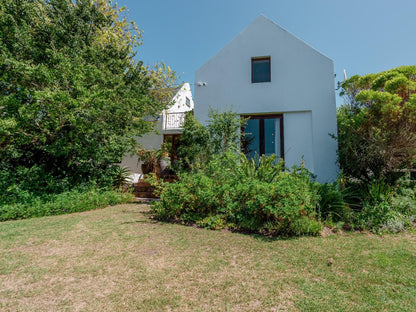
[132,175,178,198]
[133,181,156,198]
[134,187,155,193]
[133,191,158,198]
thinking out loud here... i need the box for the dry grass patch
[0,204,415,311]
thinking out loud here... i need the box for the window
[242,115,284,159]
[251,57,271,83]
[185,97,191,107]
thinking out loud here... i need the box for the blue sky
[117,0,415,104]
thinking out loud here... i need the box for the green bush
[317,183,352,223]
[152,153,322,236]
[175,109,245,172]
[0,188,134,222]
[341,178,416,233]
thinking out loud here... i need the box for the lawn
[0,204,415,311]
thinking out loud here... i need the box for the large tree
[0,0,175,182]
[338,65,416,182]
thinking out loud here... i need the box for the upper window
[251,57,271,83]
[185,97,191,107]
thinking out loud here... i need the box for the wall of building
[194,15,338,182]
[119,121,164,174]
[284,111,314,173]
[120,83,194,175]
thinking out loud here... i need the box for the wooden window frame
[251,56,271,83]
[241,114,284,159]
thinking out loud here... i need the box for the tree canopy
[338,65,416,182]
[0,0,175,183]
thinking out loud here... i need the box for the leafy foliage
[317,183,351,223]
[0,0,175,186]
[334,66,416,233]
[338,65,416,182]
[175,109,245,171]
[152,152,322,236]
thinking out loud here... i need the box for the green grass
[0,204,415,311]
[0,188,134,221]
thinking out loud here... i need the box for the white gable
[198,15,331,74]
[167,82,194,114]
[194,15,338,182]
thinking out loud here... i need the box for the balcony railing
[163,112,186,130]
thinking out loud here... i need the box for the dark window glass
[244,119,260,159]
[242,115,284,160]
[252,57,271,83]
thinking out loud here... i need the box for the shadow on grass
[250,233,303,242]
[121,220,159,225]
[137,208,313,241]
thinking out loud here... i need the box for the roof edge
[258,14,333,63]
[196,15,333,74]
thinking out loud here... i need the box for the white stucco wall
[194,15,338,182]
[120,83,194,174]
[284,111,314,173]
[120,120,164,174]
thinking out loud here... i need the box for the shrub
[151,153,322,236]
[343,178,416,233]
[356,201,406,234]
[338,66,416,183]
[317,183,352,223]
[175,109,245,172]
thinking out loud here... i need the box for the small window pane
[264,118,281,158]
[244,119,260,159]
[252,58,270,83]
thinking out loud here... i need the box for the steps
[132,181,157,198]
[132,175,178,198]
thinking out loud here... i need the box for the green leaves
[338,65,416,183]
[152,153,321,236]
[0,0,174,185]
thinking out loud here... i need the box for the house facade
[120,82,194,177]
[194,15,338,182]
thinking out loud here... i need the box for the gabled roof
[197,14,332,72]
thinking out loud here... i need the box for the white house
[121,82,194,176]
[194,15,338,182]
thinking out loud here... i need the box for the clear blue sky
[117,0,415,105]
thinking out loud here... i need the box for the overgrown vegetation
[331,65,416,233]
[151,110,322,236]
[152,100,416,235]
[152,153,322,236]
[338,65,416,183]
[0,0,175,218]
